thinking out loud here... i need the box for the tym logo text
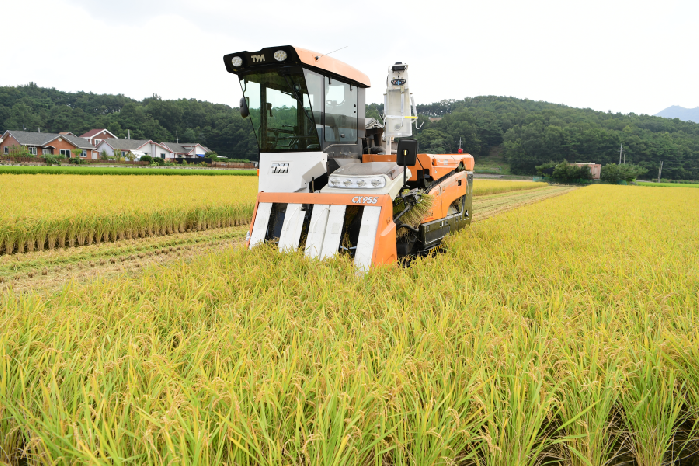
[251,54,265,63]
[270,162,289,174]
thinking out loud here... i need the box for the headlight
[274,50,287,62]
[231,56,243,67]
[327,176,386,188]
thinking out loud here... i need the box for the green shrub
[601,163,647,183]
[140,155,153,164]
[42,155,61,166]
[224,158,251,163]
[536,161,592,183]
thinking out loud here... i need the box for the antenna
[315,46,348,61]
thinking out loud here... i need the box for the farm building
[570,163,602,180]
[0,130,98,159]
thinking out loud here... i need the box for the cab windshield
[240,69,321,152]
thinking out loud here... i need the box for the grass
[0,174,257,255]
[473,147,512,175]
[1,185,698,464]
[637,182,699,188]
[0,166,256,176]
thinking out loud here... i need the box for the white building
[160,142,211,158]
[95,139,174,159]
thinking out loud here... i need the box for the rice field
[471,179,545,196]
[0,176,543,256]
[2,184,698,465]
[0,174,257,255]
[0,166,256,176]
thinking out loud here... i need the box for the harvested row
[472,185,576,221]
[0,174,258,255]
[2,185,698,464]
[471,179,546,196]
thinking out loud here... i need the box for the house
[570,163,602,180]
[180,143,211,157]
[95,139,174,160]
[160,142,212,158]
[79,128,118,147]
[0,130,99,159]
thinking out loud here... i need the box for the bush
[42,155,61,166]
[601,163,648,183]
[535,162,557,177]
[536,161,592,184]
[140,155,153,164]
[223,158,251,164]
[68,158,86,165]
[5,146,33,157]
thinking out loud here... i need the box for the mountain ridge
[655,105,699,123]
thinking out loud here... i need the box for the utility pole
[657,161,663,183]
[619,144,623,165]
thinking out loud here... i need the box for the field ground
[0,226,249,295]
[0,166,256,175]
[3,185,698,464]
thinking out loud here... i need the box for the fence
[212,162,256,169]
[0,156,149,166]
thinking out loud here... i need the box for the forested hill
[0,83,258,159]
[3,84,699,179]
[379,97,699,179]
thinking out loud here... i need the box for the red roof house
[79,128,117,147]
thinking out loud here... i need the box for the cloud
[2,0,698,115]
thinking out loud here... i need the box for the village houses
[0,127,211,161]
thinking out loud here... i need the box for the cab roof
[223,45,371,88]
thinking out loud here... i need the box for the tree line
[3,85,699,179]
[0,83,258,160]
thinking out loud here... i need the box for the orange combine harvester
[223,45,474,270]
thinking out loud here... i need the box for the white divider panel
[354,206,381,271]
[278,204,304,252]
[304,204,330,259]
[249,202,273,248]
[320,205,347,260]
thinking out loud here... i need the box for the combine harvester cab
[223,45,474,270]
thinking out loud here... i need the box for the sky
[3,0,698,116]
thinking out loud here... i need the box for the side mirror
[239,97,250,118]
[396,139,418,166]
